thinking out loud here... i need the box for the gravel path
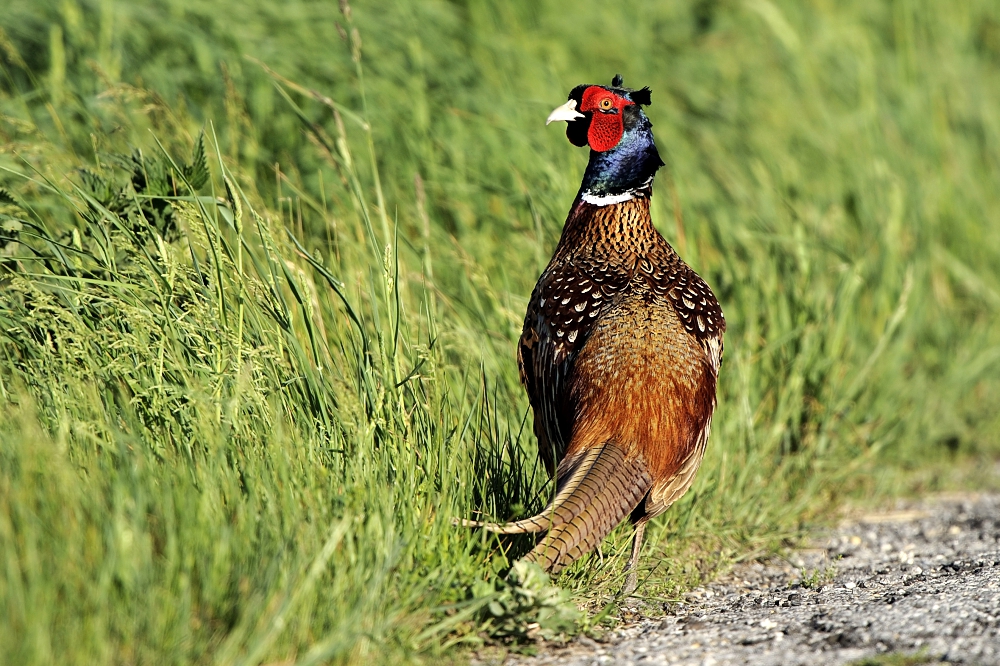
[510,494,1000,666]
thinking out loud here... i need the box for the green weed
[799,559,839,590]
[849,650,939,666]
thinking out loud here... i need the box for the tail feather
[524,443,652,573]
[461,442,651,573]
[458,444,616,534]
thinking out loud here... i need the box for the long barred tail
[460,443,652,574]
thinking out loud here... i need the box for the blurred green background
[1,0,999,663]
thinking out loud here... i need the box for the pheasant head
[546,74,665,205]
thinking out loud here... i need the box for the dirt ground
[505,494,1000,666]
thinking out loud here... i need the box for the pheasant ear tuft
[612,74,624,88]
[632,86,652,106]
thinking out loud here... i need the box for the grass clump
[798,560,840,590]
[849,651,939,666]
[1,0,999,663]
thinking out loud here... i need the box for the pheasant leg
[622,518,648,595]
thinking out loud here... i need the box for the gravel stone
[507,494,1000,666]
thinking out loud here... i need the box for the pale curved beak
[546,99,585,125]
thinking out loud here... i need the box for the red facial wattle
[580,86,634,152]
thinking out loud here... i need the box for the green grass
[1,0,999,663]
[849,651,940,666]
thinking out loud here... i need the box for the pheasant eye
[599,97,614,111]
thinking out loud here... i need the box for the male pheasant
[468,76,724,593]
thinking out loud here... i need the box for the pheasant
[467,75,725,593]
